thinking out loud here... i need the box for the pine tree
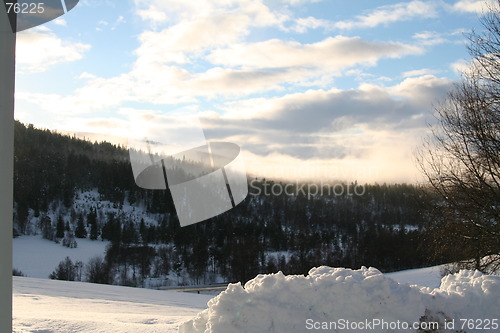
[87,208,97,226]
[90,221,99,240]
[62,232,78,248]
[87,208,98,240]
[75,214,87,238]
[56,215,65,239]
[139,218,147,244]
[49,257,76,281]
[123,221,138,244]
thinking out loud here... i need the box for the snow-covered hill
[13,265,499,333]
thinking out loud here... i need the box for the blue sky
[13,0,493,182]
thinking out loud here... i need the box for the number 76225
[5,2,45,14]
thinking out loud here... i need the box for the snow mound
[180,267,500,333]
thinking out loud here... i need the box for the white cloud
[333,0,438,30]
[389,75,453,109]
[45,32,422,110]
[53,19,67,26]
[132,0,289,66]
[122,1,422,101]
[135,13,252,64]
[134,0,286,28]
[16,28,90,73]
[413,31,449,45]
[450,58,471,74]
[136,5,168,23]
[402,68,440,77]
[112,16,126,30]
[290,16,335,33]
[278,0,323,4]
[286,1,440,33]
[15,1,433,120]
[207,36,423,70]
[412,28,473,47]
[15,12,428,128]
[133,0,215,21]
[201,75,452,147]
[452,0,495,14]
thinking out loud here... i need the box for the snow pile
[180,267,500,333]
[426,270,500,323]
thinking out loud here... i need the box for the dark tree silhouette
[417,1,500,272]
[49,257,77,281]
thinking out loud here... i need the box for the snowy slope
[13,235,109,279]
[13,277,212,333]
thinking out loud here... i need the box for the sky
[12,0,494,183]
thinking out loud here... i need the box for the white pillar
[0,6,15,333]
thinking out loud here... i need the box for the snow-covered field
[13,264,499,333]
[13,277,212,333]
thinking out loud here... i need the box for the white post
[0,5,15,333]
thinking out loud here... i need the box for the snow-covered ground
[386,264,445,288]
[13,235,109,279]
[13,277,212,333]
[13,264,499,333]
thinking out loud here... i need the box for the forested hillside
[13,121,440,287]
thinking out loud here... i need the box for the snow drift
[180,267,500,333]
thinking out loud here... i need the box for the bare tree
[417,1,500,272]
[85,256,110,284]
